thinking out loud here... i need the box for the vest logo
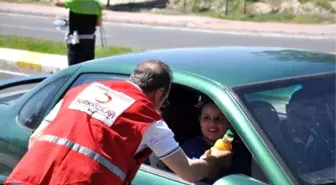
[68,82,136,127]
[75,98,116,119]
[95,92,112,104]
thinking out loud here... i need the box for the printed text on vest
[68,82,136,127]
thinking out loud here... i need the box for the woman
[181,97,251,183]
[181,101,232,159]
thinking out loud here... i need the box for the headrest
[247,100,280,123]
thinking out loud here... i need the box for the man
[55,0,103,66]
[5,60,232,185]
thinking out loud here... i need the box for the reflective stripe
[78,34,95,39]
[38,135,126,181]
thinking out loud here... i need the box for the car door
[133,165,195,185]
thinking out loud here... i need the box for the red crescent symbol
[95,92,112,104]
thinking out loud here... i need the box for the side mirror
[213,174,268,185]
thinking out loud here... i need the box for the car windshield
[233,72,335,185]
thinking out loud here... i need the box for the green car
[0,47,335,185]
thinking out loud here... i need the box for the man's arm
[28,99,63,149]
[161,148,228,182]
[143,120,232,182]
[96,2,104,27]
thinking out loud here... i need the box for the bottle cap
[225,129,234,138]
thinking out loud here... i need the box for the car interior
[142,83,269,184]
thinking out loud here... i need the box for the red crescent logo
[95,92,112,104]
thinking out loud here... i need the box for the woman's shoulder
[181,136,204,147]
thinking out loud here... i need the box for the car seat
[247,100,289,154]
[246,100,287,182]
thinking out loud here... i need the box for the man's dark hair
[129,60,172,96]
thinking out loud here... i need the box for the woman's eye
[216,117,225,121]
[202,116,210,120]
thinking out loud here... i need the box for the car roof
[83,46,336,87]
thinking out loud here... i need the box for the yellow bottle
[213,129,234,151]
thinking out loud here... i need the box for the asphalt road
[1,13,336,52]
[0,72,20,81]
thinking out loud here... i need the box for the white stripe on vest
[38,134,126,181]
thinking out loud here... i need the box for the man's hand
[96,17,103,27]
[55,0,64,7]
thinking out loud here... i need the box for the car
[0,46,335,185]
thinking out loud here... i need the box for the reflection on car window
[234,73,336,185]
[70,73,129,88]
[17,75,69,130]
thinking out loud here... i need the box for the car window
[234,73,335,185]
[17,75,69,130]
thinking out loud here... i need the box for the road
[1,13,336,53]
[0,63,30,81]
[0,12,335,83]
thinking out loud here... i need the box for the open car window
[233,72,336,185]
[144,84,257,184]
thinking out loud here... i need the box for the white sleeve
[34,99,63,132]
[44,99,63,123]
[140,120,181,159]
[29,99,64,148]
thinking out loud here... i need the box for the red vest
[5,81,162,185]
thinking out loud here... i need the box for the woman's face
[200,103,231,143]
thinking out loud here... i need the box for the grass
[0,35,136,58]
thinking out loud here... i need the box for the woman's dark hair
[195,95,214,109]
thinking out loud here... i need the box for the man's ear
[154,88,165,100]
[146,91,155,101]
